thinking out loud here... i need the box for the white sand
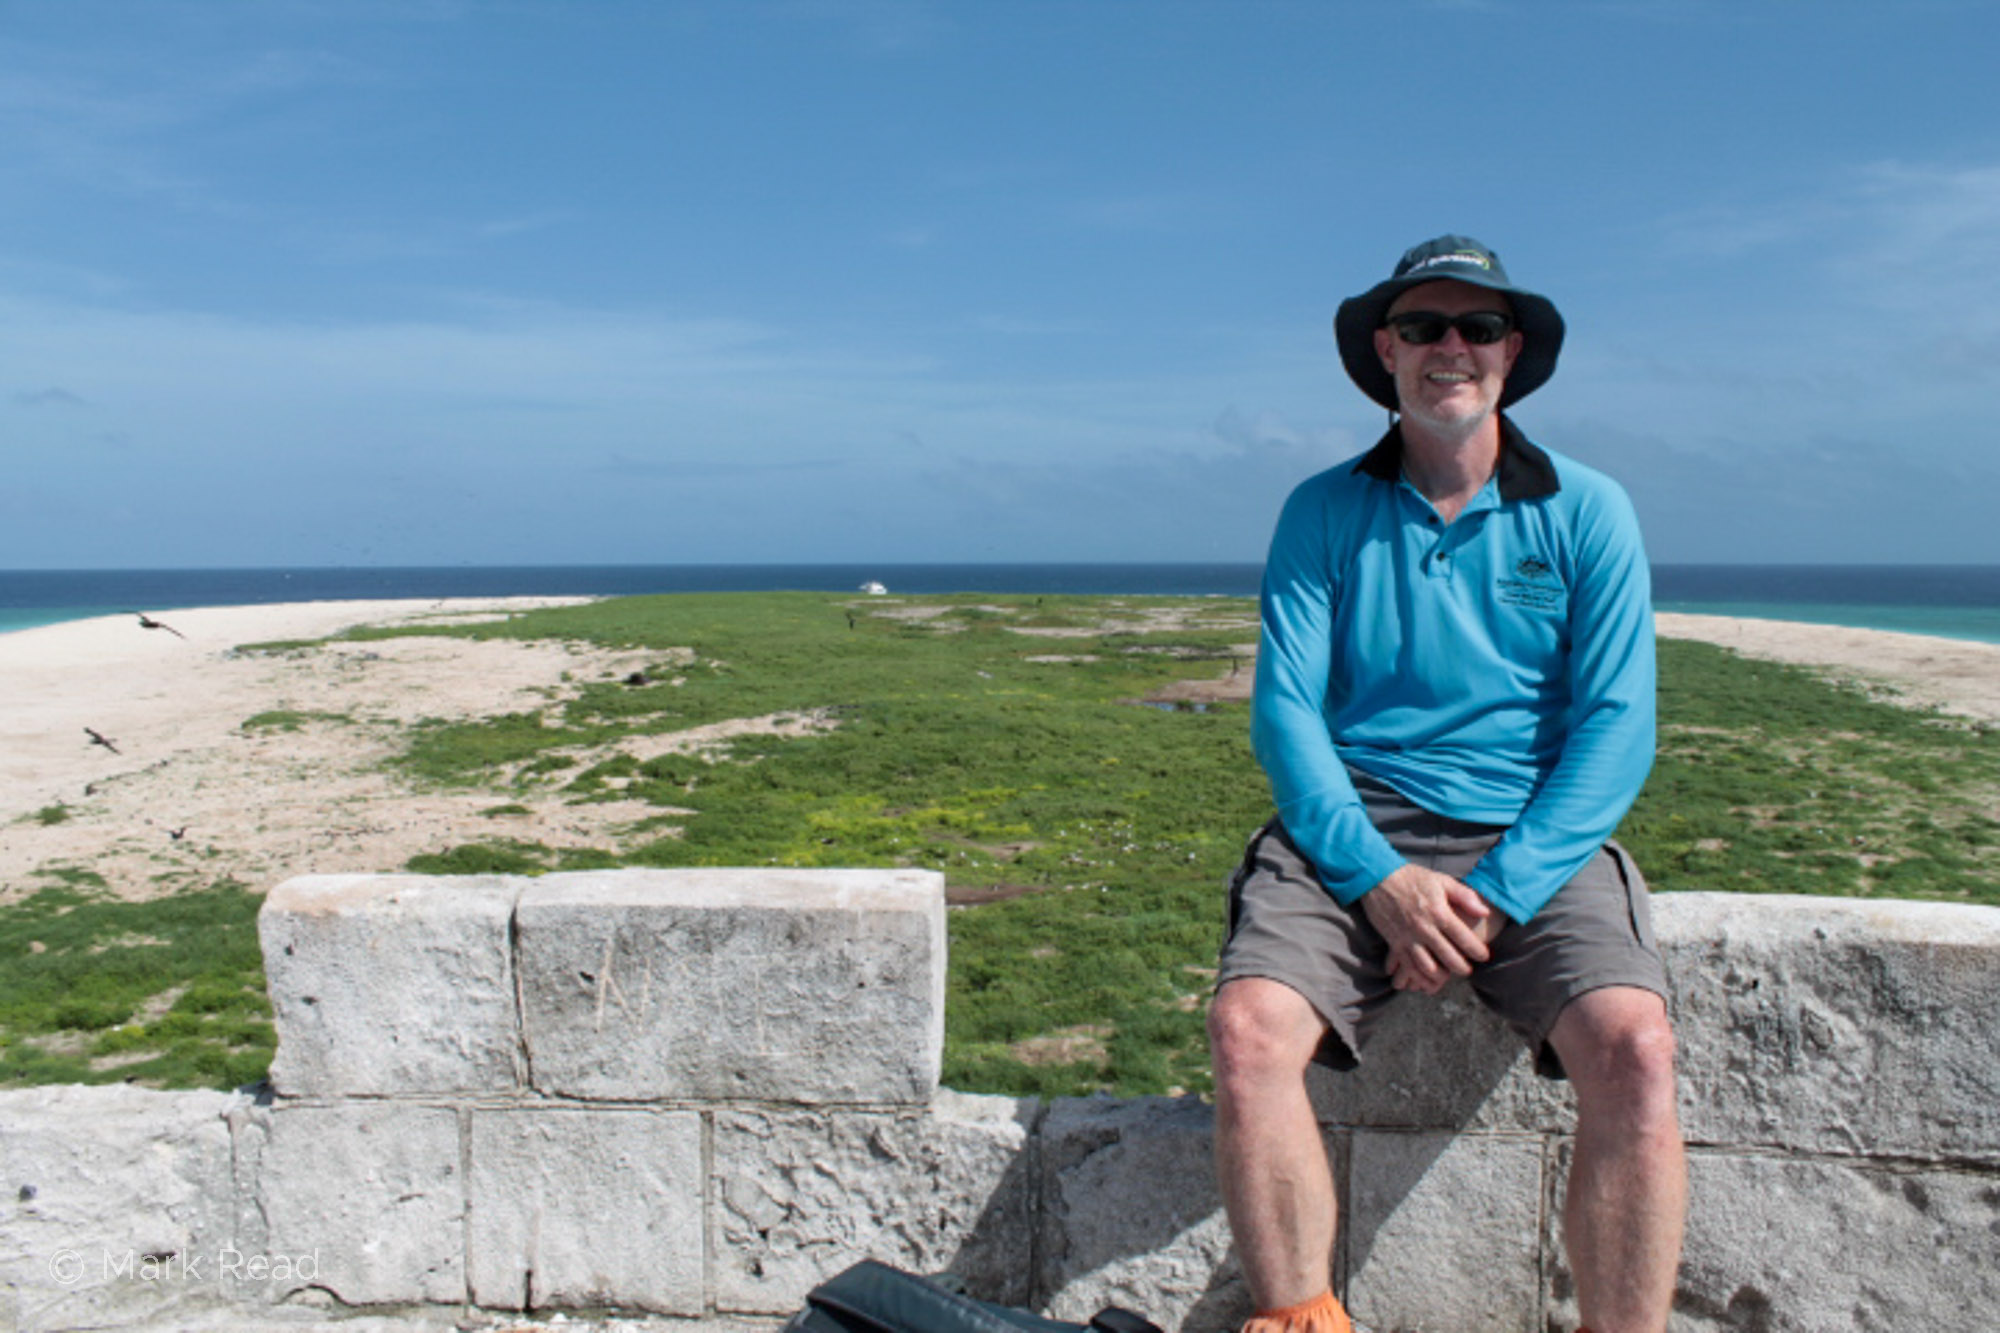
[0,599,829,904]
[1655,613,2000,724]
[3,600,1992,904]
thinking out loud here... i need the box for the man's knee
[1209,978,1326,1090]
[1553,989,1679,1123]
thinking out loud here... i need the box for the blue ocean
[2,564,1998,645]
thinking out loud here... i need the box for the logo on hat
[1408,250,1493,274]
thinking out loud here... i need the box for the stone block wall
[2,873,1997,1332]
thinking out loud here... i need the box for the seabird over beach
[136,613,187,639]
[84,727,120,755]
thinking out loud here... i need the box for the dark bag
[784,1259,1165,1333]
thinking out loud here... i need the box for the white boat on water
[859,581,888,595]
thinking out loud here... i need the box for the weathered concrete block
[260,873,524,1096]
[1300,894,2000,1160]
[1542,1146,2000,1332]
[1657,893,2000,1160]
[517,868,945,1103]
[229,1101,463,1306]
[711,1091,1035,1314]
[1305,983,1575,1133]
[467,1107,703,1315]
[1344,1130,1544,1333]
[1037,1096,1244,1333]
[0,1086,237,1333]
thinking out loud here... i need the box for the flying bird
[167,826,188,841]
[136,614,186,639]
[84,727,120,755]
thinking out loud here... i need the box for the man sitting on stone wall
[1206,235,1686,1333]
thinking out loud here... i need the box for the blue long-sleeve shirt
[1251,418,1655,923]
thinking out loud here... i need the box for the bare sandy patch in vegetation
[1009,1023,1112,1067]
[861,597,1257,639]
[617,710,842,762]
[0,600,731,902]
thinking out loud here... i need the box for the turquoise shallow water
[1655,599,2000,646]
[0,606,120,634]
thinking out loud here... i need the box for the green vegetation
[5,592,1994,1098]
[231,639,324,655]
[33,804,70,826]
[0,881,272,1089]
[240,709,352,732]
[1621,641,2000,899]
[352,591,1261,1097]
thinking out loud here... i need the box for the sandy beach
[0,599,673,905]
[1654,612,2000,724]
[3,599,1995,905]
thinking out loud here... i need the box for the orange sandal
[1239,1290,1353,1333]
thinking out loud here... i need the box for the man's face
[1372,280,1523,435]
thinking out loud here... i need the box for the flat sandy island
[3,599,1995,905]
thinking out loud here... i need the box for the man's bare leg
[1547,986,1686,1333]
[1209,977,1339,1310]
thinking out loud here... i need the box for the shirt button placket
[1429,536,1453,581]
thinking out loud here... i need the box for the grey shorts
[1216,773,1667,1079]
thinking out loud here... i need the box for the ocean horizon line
[5,558,1999,573]
[4,561,1998,645]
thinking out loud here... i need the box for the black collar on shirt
[1351,414,1561,502]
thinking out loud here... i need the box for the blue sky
[3,1,1998,568]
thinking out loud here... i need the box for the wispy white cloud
[1655,156,2000,305]
[1835,161,2000,310]
[0,30,374,218]
[0,292,866,439]
[1597,152,2000,434]
[1657,205,1815,260]
[0,275,1345,564]
[899,410,1356,561]
[1210,405,1340,455]
[0,67,210,206]
[1543,413,2000,563]
[0,236,144,301]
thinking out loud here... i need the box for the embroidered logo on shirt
[1496,553,1564,612]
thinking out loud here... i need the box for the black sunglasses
[1385,310,1515,346]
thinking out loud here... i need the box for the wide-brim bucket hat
[1334,234,1564,411]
